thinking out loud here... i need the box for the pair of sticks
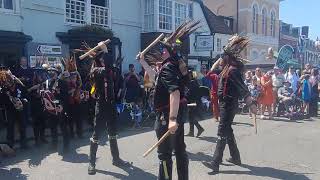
[143,114,258,158]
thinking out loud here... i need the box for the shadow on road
[0,127,155,167]
[96,163,157,180]
[197,136,218,144]
[232,122,254,127]
[188,152,212,162]
[216,163,312,180]
[262,117,315,123]
[0,167,28,180]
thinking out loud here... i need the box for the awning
[0,30,32,44]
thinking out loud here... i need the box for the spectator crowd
[0,56,319,157]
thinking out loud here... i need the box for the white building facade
[0,0,215,72]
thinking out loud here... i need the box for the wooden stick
[143,130,170,158]
[79,39,111,60]
[253,114,257,134]
[139,33,165,58]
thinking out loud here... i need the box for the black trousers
[32,112,46,141]
[309,97,319,117]
[89,100,121,166]
[188,106,203,132]
[69,103,83,137]
[92,101,118,140]
[155,106,188,180]
[48,112,69,147]
[212,97,241,164]
[6,109,26,147]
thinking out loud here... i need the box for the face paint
[161,47,171,60]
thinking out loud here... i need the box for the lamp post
[298,35,305,70]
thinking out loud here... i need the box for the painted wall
[0,0,22,32]
[22,0,68,44]
[212,33,232,57]
[189,2,211,58]
[111,0,142,73]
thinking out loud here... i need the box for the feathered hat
[145,20,201,64]
[223,34,250,63]
[0,70,24,88]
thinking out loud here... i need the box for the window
[217,38,222,52]
[252,4,258,34]
[159,0,172,30]
[224,19,231,27]
[175,2,187,28]
[65,0,86,24]
[91,0,110,27]
[91,0,105,6]
[188,3,193,20]
[144,0,155,31]
[262,8,267,36]
[65,0,111,27]
[0,0,13,10]
[159,0,173,30]
[270,11,276,37]
[158,0,188,31]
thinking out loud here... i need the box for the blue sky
[280,0,319,40]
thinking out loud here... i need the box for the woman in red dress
[260,71,274,119]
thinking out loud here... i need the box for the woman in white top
[284,66,300,93]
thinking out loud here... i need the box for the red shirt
[206,71,219,95]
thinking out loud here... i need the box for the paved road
[0,115,319,180]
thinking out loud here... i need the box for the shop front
[0,30,32,68]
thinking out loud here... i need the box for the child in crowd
[300,73,312,116]
[248,76,261,118]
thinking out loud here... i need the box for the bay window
[175,2,186,29]
[144,0,155,31]
[159,0,173,30]
[0,0,13,11]
[144,0,192,32]
[65,0,111,27]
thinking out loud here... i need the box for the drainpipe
[236,0,239,33]
[210,32,216,66]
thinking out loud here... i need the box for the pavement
[0,115,319,180]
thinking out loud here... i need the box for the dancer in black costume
[204,35,257,174]
[87,50,130,175]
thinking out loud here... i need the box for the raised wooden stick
[137,33,165,60]
[187,103,197,107]
[143,130,170,158]
[79,39,111,60]
[253,114,257,134]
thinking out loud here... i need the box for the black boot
[196,125,204,138]
[158,160,173,180]
[176,152,189,180]
[186,124,194,137]
[109,137,130,167]
[88,140,98,175]
[209,137,227,174]
[226,134,241,165]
